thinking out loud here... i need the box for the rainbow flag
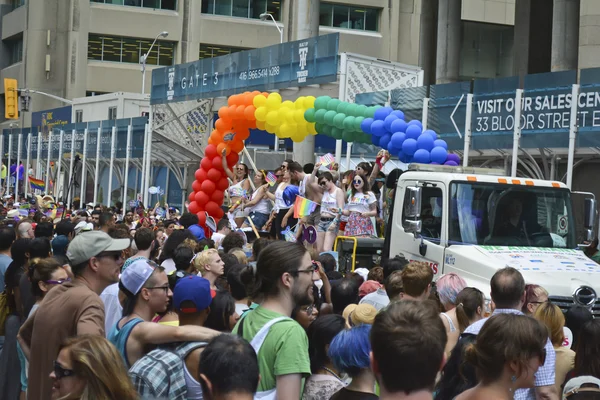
[293,196,318,219]
[320,153,335,166]
[265,171,277,186]
[29,176,45,191]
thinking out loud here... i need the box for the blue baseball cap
[173,275,212,314]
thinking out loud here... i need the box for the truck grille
[549,296,600,317]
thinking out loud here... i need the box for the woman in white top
[242,171,272,230]
[342,173,377,237]
[316,171,345,252]
[222,149,251,227]
[264,170,298,239]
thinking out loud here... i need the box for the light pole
[259,13,283,44]
[141,31,168,95]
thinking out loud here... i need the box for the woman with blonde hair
[522,283,549,315]
[192,248,224,295]
[50,335,138,400]
[534,302,575,392]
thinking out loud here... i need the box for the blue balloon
[283,185,299,207]
[413,149,431,164]
[416,134,435,151]
[374,107,391,121]
[434,139,448,150]
[371,134,381,146]
[361,117,374,134]
[390,119,408,133]
[430,146,448,164]
[371,120,386,137]
[447,153,461,164]
[387,144,399,155]
[408,120,423,130]
[402,138,418,156]
[445,161,459,167]
[379,134,392,150]
[384,115,398,132]
[391,110,405,120]
[405,124,422,140]
[424,129,438,140]
[397,150,407,162]
[390,132,406,148]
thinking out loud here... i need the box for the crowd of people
[0,155,597,400]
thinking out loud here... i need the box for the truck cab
[387,163,600,316]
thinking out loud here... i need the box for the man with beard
[233,241,318,399]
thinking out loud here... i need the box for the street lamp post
[259,13,283,44]
[141,31,169,95]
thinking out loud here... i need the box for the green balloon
[304,108,316,123]
[314,109,327,123]
[364,106,379,118]
[327,98,341,111]
[336,102,348,114]
[342,130,355,142]
[354,116,365,131]
[360,133,371,144]
[331,127,343,140]
[356,105,368,116]
[315,123,325,134]
[333,113,346,129]
[343,116,356,131]
[314,96,331,110]
[324,110,337,125]
[345,103,358,116]
[321,124,332,136]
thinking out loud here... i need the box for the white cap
[120,259,156,295]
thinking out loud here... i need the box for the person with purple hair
[437,272,467,356]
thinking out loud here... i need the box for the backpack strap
[249,316,290,354]
[176,341,208,358]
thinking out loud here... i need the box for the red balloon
[214,207,224,219]
[188,201,200,214]
[197,168,208,182]
[200,157,212,171]
[195,191,210,206]
[192,180,202,192]
[226,152,239,167]
[207,168,221,182]
[212,156,224,170]
[217,177,229,191]
[205,201,221,217]
[204,144,218,159]
[201,180,216,194]
[188,192,196,203]
[211,190,224,204]
[197,212,207,226]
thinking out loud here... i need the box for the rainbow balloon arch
[189,91,460,225]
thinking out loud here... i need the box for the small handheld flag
[293,196,318,219]
[282,226,297,243]
[29,176,45,191]
[265,172,277,186]
[320,153,335,166]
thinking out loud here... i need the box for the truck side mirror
[405,186,422,218]
[404,219,422,235]
[584,198,597,230]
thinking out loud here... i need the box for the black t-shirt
[19,271,35,317]
[330,388,379,400]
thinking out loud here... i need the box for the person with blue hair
[328,325,378,399]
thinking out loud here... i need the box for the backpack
[0,292,10,336]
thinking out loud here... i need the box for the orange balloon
[215,118,232,132]
[244,105,256,121]
[208,136,217,145]
[236,105,246,119]
[245,92,255,106]
[247,120,257,130]
[238,129,251,140]
[230,140,244,153]
[217,142,230,156]
[210,129,224,143]
[256,120,266,130]
[228,106,237,120]
[218,106,229,120]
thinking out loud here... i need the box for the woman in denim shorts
[316,171,345,252]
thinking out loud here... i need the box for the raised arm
[134,321,220,345]
[221,149,236,181]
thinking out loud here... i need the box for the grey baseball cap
[66,230,130,265]
[563,376,600,398]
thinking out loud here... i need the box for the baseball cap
[120,259,157,295]
[563,376,600,398]
[52,235,69,257]
[173,275,212,314]
[359,280,382,297]
[66,230,130,265]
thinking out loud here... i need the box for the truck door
[393,180,445,278]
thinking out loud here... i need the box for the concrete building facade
[0,0,592,128]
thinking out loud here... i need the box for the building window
[10,0,25,9]
[75,110,83,123]
[87,34,174,66]
[459,21,514,80]
[90,0,176,11]
[108,107,118,120]
[86,91,110,96]
[199,44,248,59]
[5,38,23,65]
[319,3,379,31]
[201,0,281,21]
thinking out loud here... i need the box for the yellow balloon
[279,123,292,138]
[307,123,317,135]
[294,97,305,109]
[265,122,277,134]
[253,95,267,108]
[304,96,316,109]
[266,111,280,126]
[256,120,267,131]
[255,106,268,122]
[284,109,296,124]
[294,109,305,124]
[266,92,282,109]
[291,132,305,142]
[281,100,294,109]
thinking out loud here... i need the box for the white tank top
[183,363,203,399]
[249,189,271,215]
[228,178,246,198]
[299,174,310,197]
[321,188,339,216]
[274,183,289,211]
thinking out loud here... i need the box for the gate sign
[150,33,339,105]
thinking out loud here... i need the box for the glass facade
[201,0,281,21]
[459,21,514,81]
[7,38,23,65]
[87,34,174,66]
[90,0,177,10]
[199,44,249,59]
[320,2,379,32]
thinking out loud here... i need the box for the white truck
[386,163,600,316]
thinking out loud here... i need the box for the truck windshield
[449,182,576,249]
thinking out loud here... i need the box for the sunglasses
[353,180,363,184]
[45,277,71,285]
[96,251,123,261]
[236,167,245,171]
[291,260,320,275]
[276,175,283,178]
[53,361,75,380]
[319,181,327,186]
[145,285,170,294]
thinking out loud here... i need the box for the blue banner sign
[31,106,72,134]
[150,33,340,105]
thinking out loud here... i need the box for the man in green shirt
[233,241,319,398]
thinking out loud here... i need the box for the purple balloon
[430,146,448,164]
[434,139,448,150]
[371,120,386,136]
[390,119,408,133]
[390,132,406,148]
[447,153,461,163]
[444,161,459,167]
[402,138,418,156]
[374,107,391,121]
[379,134,392,150]
[416,134,435,151]
[391,110,405,120]
[405,125,422,140]
[424,129,438,140]
[384,115,399,132]
[408,120,423,130]
[360,117,374,134]
[413,149,431,164]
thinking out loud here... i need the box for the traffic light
[4,78,18,120]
